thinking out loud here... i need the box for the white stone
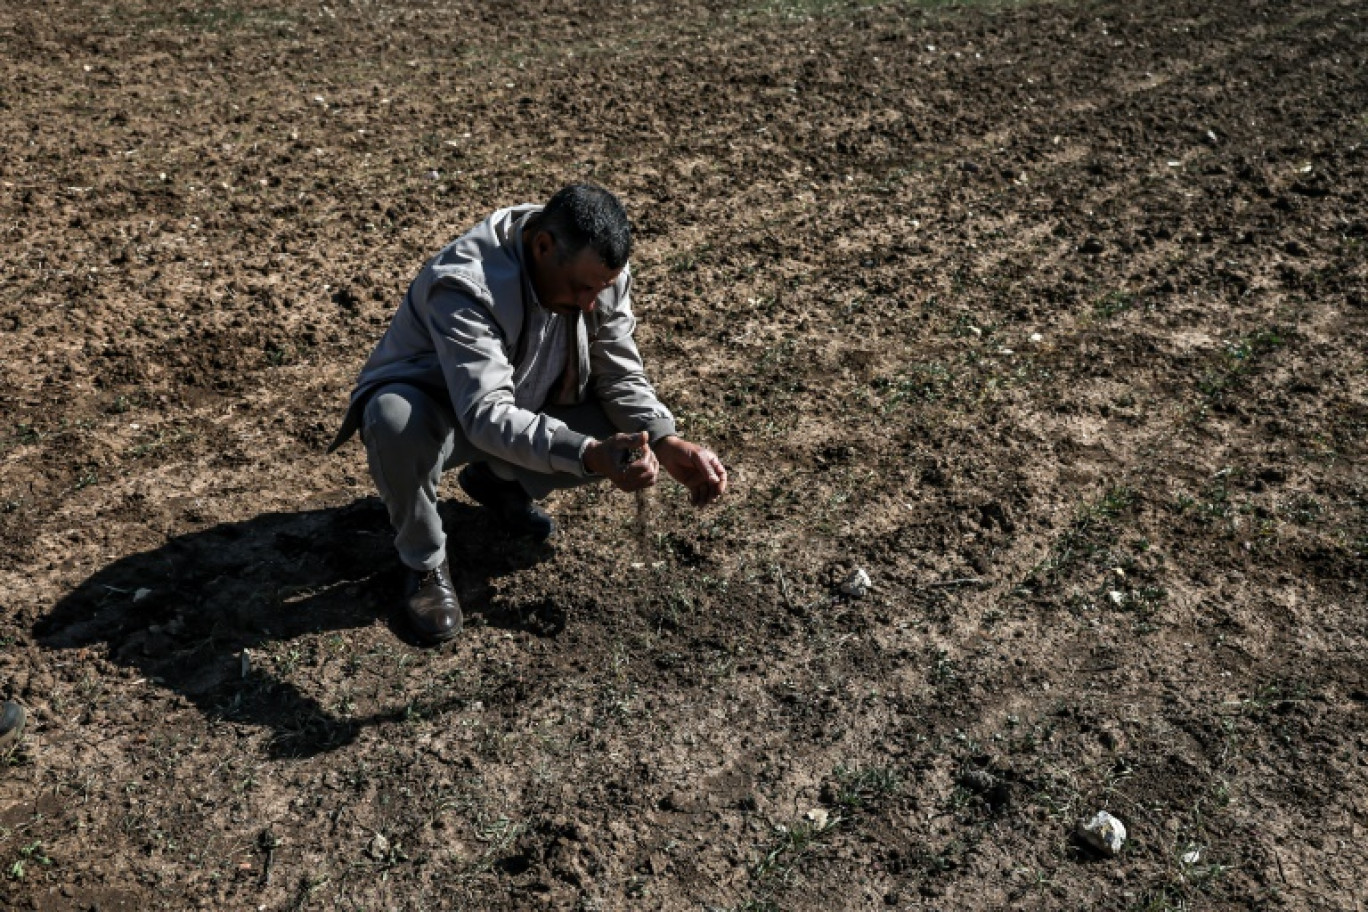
[839,567,872,598]
[1078,811,1127,856]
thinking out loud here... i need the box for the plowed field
[2,0,1365,908]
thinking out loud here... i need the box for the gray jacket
[328,205,677,477]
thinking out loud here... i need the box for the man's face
[528,230,621,317]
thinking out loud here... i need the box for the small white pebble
[1078,811,1127,856]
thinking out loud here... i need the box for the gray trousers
[362,383,611,571]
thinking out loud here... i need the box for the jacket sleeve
[428,284,592,476]
[589,272,678,444]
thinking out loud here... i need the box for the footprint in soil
[34,497,554,758]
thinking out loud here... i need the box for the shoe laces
[417,564,449,586]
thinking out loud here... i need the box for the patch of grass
[12,423,44,445]
[1022,486,1137,590]
[1195,328,1288,405]
[929,647,963,689]
[6,840,52,881]
[752,817,836,884]
[264,343,295,367]
[1092,486,1136,518]
[127,427,197,459]
[1277,492,1323,525]
[873,362,955,412]
[108,393,144,415]
[914,835,976,876]
[468,813,525,875]
[1127,885,1195,912]
[1093,290,1134,319]
[831,764,902,810]
[1236,679,1309,715]
[667,242,715,275]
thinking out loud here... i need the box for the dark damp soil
[2,0,1365,908]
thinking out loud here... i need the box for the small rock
[367,833,390,861]
[839,567,872,598]
[805,807,830,830]
[1182,847,1203,865]
[1078,811,1127,857]
[1108,590,1125,606]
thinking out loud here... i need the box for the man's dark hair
[537,183,633,270]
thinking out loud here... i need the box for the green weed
[6,840,52,881]
[1195,329,1288,404]
[1023,486,1136,589]
[752,818,835,883]
[832,764,902,810]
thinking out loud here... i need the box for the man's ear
[531,230,557,263]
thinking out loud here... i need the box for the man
[0,700,24,753]
[330,184,727,644]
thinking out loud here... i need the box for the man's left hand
[653,436,728,507]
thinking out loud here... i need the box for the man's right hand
[583,431,660,492]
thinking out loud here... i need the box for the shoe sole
[415,616,463,645]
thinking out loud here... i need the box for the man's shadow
[34,498,557,759]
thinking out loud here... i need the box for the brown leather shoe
[404,560,463,644]
[0,701,25,751]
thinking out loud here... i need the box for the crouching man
[329,184,727,644]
